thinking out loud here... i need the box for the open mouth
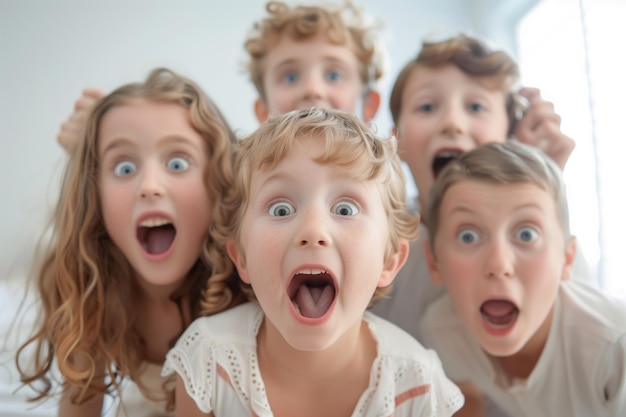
[136,218,176,255]
[287,269,336,319]
[432,150,462,178]
[480,299,519,328]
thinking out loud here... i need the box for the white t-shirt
[419,280,626,417]
[162,301,464,416]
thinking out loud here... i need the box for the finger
[516,122,574,169]
[518,101,559,132]
[74,95,102,111]
[72,88,105,111]
[517,87,541,103]
[81,87,106,100]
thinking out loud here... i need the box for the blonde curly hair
[216,108,419,302]
[244,0,385,100]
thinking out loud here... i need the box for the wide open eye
[269,201,295,217]
[332,200,359,216]
[282,71,299,84]
[325,70,342,82]
[114,161,136,176]
[167,156,190,172]
[516,226,539,243]
[468,102,486,112]
[457,228,479,245]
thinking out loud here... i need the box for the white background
[0,0,542,415]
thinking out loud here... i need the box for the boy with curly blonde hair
[244,0,385,124]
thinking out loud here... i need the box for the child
[420,141,626,416]
[15,68,246,417]
[162,108,464,416]
[370,33,589,343]
[244,0,384,124]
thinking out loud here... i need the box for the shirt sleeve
[162,318,216,414]
[426,349,465,416]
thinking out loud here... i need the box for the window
[518,0,626,296]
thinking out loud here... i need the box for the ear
[361,90,380,122]
[254,98,269,123]
[561,236,577,282]
[226,240,250,284]
[378,239,409,288]
[423,239,443,285]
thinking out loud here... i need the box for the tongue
[481,300,517,325]
[145,226,175,255]
[294,284,334,318]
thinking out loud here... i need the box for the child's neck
[257,318,377,417]
[492,307,554,381]
[134,276,190,363]
[135,274,181,305]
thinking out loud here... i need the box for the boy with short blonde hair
[419,141,626,416]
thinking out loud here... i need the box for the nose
[295,205,331,248]
[139,163,165,199]
[439,102,467,138]
[483,236,514,280]
[302,72,325,100]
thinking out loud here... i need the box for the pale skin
[253,33,380,123]
[60,100,210,417]
[393,64,574,223]
[175,138,409,417]
[424,180,576,417]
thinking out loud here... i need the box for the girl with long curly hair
[15,67,246,417]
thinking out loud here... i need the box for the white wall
[0,0,534,281]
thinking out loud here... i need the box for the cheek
[438,249,477,284]
[335,84,362,111]
[475,117,509,144]
[396,118,431,154]
[100,184,127,224]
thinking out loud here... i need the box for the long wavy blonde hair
[16,68,246,410]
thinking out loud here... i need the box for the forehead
[404,64,505,96]
[263,33,359,69]
[253,135,371,182]
[99,100,190,131]
[98,100,202,153]
[440,180,555,217]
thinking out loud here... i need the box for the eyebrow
[446,201,544,216]
[257,169,293,189]
[100,134,204,157]
[274,55,353,70]
[100,136,135,158]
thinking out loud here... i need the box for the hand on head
[514,87,574,169]
[57,87,106,153]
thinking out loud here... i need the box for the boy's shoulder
[559,280,626,339]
